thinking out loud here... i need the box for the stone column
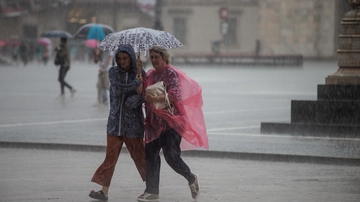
[326,0,360,84]
[260,0,360,137]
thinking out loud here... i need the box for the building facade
[0,0,347,59]
[0,0,153,42]
[163,0,341,58]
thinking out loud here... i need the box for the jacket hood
[115,44,137,74]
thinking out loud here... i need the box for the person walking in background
[137,46,209,202]
[55,37,76,97]
[93,48,113,106]
[11,44,19,66]
[19,41,29,66]
[36,45,43,65]
[42,46,49,66]
[89,44,146,201]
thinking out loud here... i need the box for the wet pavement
[1,147,360,202]
[0,61,360,201]
[0,60,359,159]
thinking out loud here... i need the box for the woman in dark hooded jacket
[89,44,146,201]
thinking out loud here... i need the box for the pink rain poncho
[144,65,209,150]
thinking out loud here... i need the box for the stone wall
[258,0,336,58]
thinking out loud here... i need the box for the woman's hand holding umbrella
[136,55,143,76]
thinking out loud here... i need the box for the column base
[325,67,360,84]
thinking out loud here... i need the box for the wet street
[1,60,359,159]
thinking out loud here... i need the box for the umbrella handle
[137,44,142,75]
[137,60,142,75]
[138,43,141,58]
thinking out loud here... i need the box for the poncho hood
[115,44,137,74]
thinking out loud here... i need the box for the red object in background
[220,7,228,20]
[0,40,6,47]
[85,39,99,49]
[1,6,28,17]
[6,40,20,46]
[37,37,51,46]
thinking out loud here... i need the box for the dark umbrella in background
[73,23,115,40]
[40,30,73,38]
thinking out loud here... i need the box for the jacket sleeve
[109,68,141,95]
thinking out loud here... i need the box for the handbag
[145,81,174,114]
[54,52,64,66]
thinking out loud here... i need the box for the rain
[0,0,360,201]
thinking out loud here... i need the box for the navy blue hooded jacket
[106,44,145,138]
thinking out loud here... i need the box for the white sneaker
[137,192,159,202]
[189,174,200,199]
[70,89,76,97]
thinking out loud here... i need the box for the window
[23,24,37,38]
[173,17,187,45]
[223,18,237,46]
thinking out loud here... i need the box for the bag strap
[163,83,174,115]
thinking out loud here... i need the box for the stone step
[260,122,360,138]
[291,100,360,125]
[317,84,360,100]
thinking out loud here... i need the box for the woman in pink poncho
[137,46,208,202]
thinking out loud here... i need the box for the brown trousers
[91,135,146,187]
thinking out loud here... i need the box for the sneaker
[137,192,159,202]
[56,94,65,100]
[189,174,200,199]
[70,89,76,97]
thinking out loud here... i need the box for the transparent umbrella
[73,23,115,40]
[40,30,73,38]
[97,27,183,55]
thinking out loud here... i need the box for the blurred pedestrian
[36,45,43,64]
[89,44,146,201]
[87,48,93,63]
[70,45,77,62]
[55,37,76,97]
[42,46,49,66]
[92,48,113,107]
[137,46,208,202]
[11,44,19,66]
[19,41,29,66]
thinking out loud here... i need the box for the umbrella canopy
[40,30,73,38]
[85,39,99,49]
[97,27,183,54]
[37,37,52,46]
[0,40,5,47]
[73,23,115,40]
[6,39,20,46]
